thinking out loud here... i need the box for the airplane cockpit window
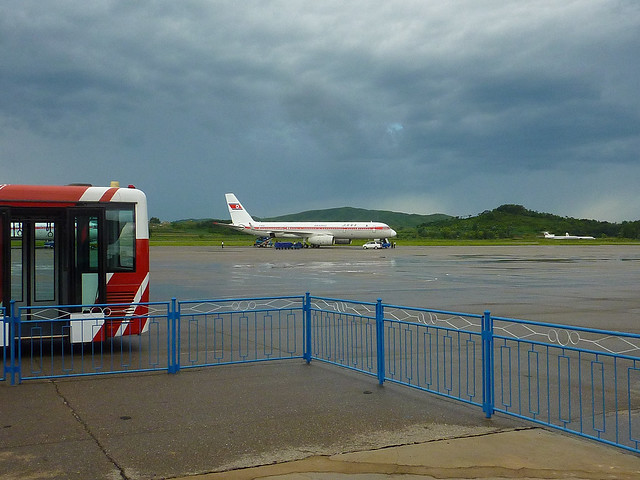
[106,206,135,272]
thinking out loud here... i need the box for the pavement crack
[52,380,129,480]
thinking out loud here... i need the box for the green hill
[416,204,639,240]
[153,204,640,243]
[264,207,450,229]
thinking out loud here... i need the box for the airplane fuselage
[11,222,56,240]
[236,221,396,239]
[224,193,397,246]
[543,231,595,240]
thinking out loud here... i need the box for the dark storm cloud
[1,0,639,221]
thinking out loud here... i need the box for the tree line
[150,204,640,241]
[411,204,640,240]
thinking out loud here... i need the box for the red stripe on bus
[0,185,89,203]
[99,188,119,202]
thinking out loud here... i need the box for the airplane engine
[308,234,334,246]
[333,238,352,245]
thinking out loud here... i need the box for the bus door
[0,209,8,347]
[9,216,62,338]
[68,208,106,308]
[66,208,109,343]
[0,209,8,308]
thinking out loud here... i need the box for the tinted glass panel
[34,235,55,302]
[106,207,135,271]
[75,216,98,273]
[10,224,23,302]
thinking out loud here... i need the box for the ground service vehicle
[0,183,149,345]
[362,240,392,249]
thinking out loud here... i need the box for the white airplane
[11,222,55,240]
[11,221,100,243]
[223,193,396,247]
[543,231,595,240]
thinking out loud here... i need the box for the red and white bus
[0,183,149,344]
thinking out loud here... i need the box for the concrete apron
[187,428,640,480]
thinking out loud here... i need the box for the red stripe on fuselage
[250,226,381,230]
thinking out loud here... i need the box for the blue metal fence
[2,301,171,383]
[308,297,379,377]
[381,304,487,410]
[490,315,640,453]
[2,294,640,454]
[176,296,306,370]
[304,296,640,453]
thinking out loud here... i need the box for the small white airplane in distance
[543,231,595,240]
[223,193,397,247]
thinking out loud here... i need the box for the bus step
[18,334,69,341]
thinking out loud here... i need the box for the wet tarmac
[151,244,640,333]
[3,244,640,479]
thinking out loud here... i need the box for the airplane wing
[213,221,247,232]
[214,222,305,237]
[264,229,309,238]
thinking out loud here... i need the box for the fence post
[9,300,21,385]
[481,310,494,418]
[303,293,312,364]
[376,299,385,385]
[168,298,180,374]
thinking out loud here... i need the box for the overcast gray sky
[2,1,639,222]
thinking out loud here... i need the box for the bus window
[34,226,56,302]
[10,224,23,303]
[106,207,135,272]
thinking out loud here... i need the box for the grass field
[149,230,640,247]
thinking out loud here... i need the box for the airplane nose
[390,229,397,237]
